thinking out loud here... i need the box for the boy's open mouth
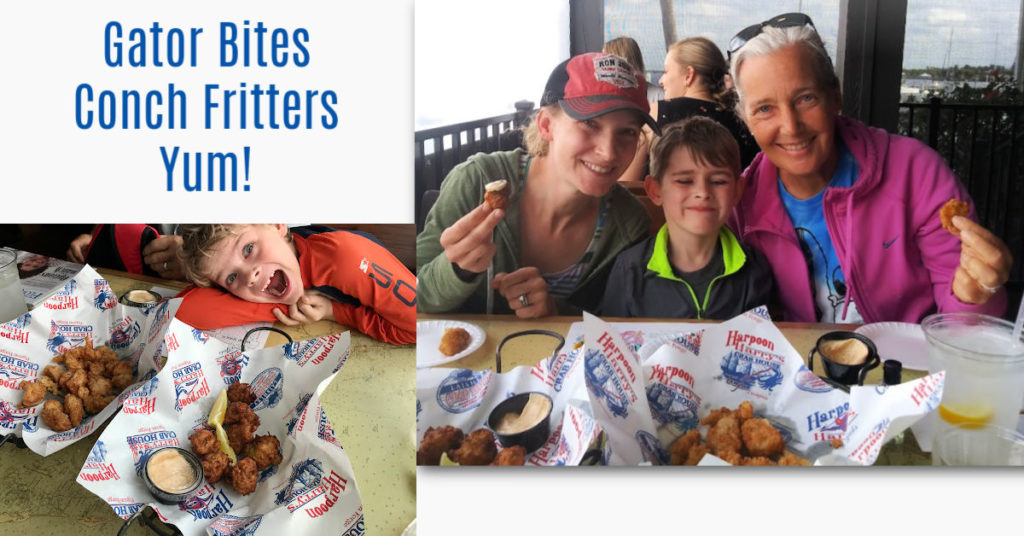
[263,269,289,298]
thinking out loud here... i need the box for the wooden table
[0,269,415,535]
[418,313,931,466]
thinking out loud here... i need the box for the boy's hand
[272,290,335,326]
[493,267,555,319]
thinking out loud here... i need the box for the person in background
[417,52,657,317]
[601,116,772,319]
[603,36,645,74]
[66,224,186,280]
[603,36,657,185]
[727,12,1011,323]
[655,37,760,170]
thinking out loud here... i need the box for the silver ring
[980,282,1001,294]
[163,261,168,271]
[518,293,530,307]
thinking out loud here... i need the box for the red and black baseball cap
[540,52,660,134]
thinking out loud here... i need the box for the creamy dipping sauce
[820,338,869,365]
[496,394,551,435]
[127,290,158,303]
[147,449,197,493]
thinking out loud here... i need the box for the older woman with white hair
[727,13,1012,323]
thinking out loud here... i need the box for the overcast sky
[417,0,1023,129]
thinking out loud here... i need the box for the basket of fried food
[417,425,527,466]
[668,401,813,466]
[17,338,134,432]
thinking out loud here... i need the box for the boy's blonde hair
[178,224,242,287]
[649,116,741,182]
[178,224,294,287]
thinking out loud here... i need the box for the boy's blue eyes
[223,242,254,286]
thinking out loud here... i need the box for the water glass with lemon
[922,312,1024,465]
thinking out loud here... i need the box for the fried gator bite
[190,429,220,456]
[491,445,527,466]
[448,428,498,466]
[17,380,47,408]
[41,399,73,432]
[202,451,232,484]
[227,382,255,404]
[230,457,260,495]
[417,425,465,466]
[243,434,283,470]
[740,418,785,458]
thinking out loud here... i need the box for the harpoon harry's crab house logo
[583,348,631,419]
[0,350,39,389]
[0,312,31,344]
[109,500,145,520]
[530,335,583,393]
[180,483,234,521]
[286,392,314,435]
[216,348,249,384]
[46,321,94,355]
[172,361,211,413]
[316,405,344,449]
[795,367,833,394]
[436,369,491,414]
[93,279,117,311]
[122,377,159,415]
[646,381,700,434]
[79,440,121,483]
[249,367,283,411]
[145,301,172,342]
[126,428,180,476]
[718,349,784,394]
[108,316,142,352]
[209,514,263,536]
[283,333,345,367]
[274,458,325,508]
[0,399,36,432]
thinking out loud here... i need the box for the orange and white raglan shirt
[175,227,416,345]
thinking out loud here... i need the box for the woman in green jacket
[417,52,658,317]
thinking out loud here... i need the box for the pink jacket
[729,115,1006,323]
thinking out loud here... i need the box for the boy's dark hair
[649,116,741,182]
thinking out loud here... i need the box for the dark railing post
[513,100,535,129]
[928,96,942,149]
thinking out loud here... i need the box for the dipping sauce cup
[119,289,162,307]
[141,446,204,504]
[922,312,1024,465]
[488,392,553,453]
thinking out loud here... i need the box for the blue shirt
[779,143,863,323]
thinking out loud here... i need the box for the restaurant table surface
[418,313,933,466]
[0,268,415,536]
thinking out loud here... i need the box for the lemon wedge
[208,389,228,428]
[207,389,236,464]
[439,452,459,466]
[938,402,994,429]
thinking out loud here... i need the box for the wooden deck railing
[414,101,535,230]
[898,97,1024,287]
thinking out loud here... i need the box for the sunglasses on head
[727,12,815,62]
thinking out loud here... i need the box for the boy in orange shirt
[175,224,415,345]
